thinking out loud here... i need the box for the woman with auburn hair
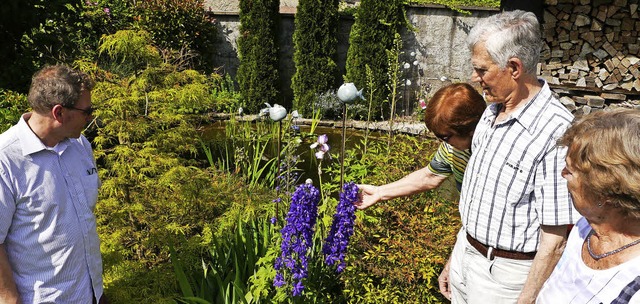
[354,82,486,209]
[537,108,640,303]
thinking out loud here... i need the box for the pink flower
[103,7,110,15]
[419,98,427,109]
[310,134,330,159]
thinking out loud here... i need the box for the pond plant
[266,102,288,222]
[336,82,365,187]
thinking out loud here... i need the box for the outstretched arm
[0,244,20,304]
[355,167,448,210]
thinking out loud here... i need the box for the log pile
[540,0,640,112]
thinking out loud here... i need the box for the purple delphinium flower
[273,273,285,287]
[274,182,321,296]
[323,182,358,273]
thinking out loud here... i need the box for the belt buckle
[486,246,495,260]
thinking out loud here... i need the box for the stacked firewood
[540,0,640,111]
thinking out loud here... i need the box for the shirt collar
[487,79,550,134]
[18,113,68,156]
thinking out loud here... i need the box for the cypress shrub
[237,0,281,113]
[291,0,339,117]
[345,0,406,121]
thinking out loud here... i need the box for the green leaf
[170,245,194,298]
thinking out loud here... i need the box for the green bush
[0,0,82,91]
[0,90,30,133]
[237,0,281,113]
[97,29,162,76]
[291,0,339,116]
[135,0,218,71]
[86,30,249,302]
[1,0,218,93]
[345,0,407,121]
[98,167,276,303]
[328,137,459,303]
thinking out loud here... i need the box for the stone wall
[206,1,640,115]
[400,7,495,114]
[208,11,353,105]
[207,5,495,112]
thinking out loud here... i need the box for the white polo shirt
[0,114,103,303]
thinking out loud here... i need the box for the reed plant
[385,33,403,149]
[172,217,275,304]
[362,65,376,156]
[308,107,322,135]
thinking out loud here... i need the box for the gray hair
[27,65,94,114]
[558,108,640,220]
[467,10,541,75]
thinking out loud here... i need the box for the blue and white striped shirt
[459,80,577,252]
[0,114,103,303]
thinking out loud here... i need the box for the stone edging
[210,113,429,136]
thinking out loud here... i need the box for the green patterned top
[427,142,470,191]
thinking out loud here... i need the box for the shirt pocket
[495,150,536,204]
[79,164,99,211]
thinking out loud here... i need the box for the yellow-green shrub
[339,136,460,303]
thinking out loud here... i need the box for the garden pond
[199,121,459,201]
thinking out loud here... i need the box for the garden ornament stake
[265,103,287,223]
[336,83,365,188]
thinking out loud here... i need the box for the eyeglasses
[434,133,451,143]
[64,105,95,116]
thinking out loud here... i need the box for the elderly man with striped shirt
[437,10,577,304]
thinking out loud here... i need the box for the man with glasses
[0,65,105,303]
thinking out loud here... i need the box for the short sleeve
[427,143,453,177]
[0,168,16,243]
[535,145,577,226]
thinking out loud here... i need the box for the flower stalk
[274,182,321,296]
[323,182,358,273]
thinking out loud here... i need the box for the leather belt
[466,233,537,261]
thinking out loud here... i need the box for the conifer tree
[345,0,406,120]
[291,0,339,116]
[237,0,281,113]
